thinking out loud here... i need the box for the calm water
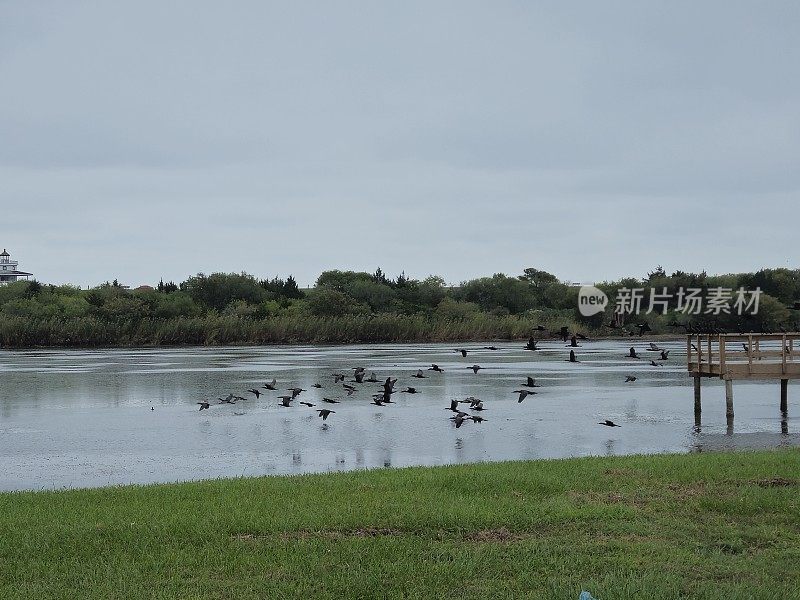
[1,340,797,491]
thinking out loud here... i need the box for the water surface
[1,340,797,491]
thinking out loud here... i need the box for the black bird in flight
[455,348,468,357]
[453,413,469,428]
[401,387,420,394]
[523,377,540,388]
[514,390,536,403]
[247,389,261,399]
[374,391,394,404]
[317,409,335,421]
[567,350,579,363]
[467,365,482,374]
[299,401,315,407]
[322,397,341,404]
[625,376,637,382]
[197,401,210,411]
[428,364,444,372]
[278,396,293,407]
[598,420,621,427]
[413,370,427,379]
[263,379,277,391]
[525,338,539,351]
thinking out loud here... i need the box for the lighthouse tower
[0,249,33,285]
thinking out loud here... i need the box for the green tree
[316,270,375,293]
[306,288,367,317]
[457,274,535,314]
[436,298,480,320]
[181,273,267,311]
[154,292,199,318]
[282,275,304,299]
[519,268,559,288]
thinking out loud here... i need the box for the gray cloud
[1,1,798,287]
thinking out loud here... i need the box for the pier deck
[688,333,800,380]
[687,333,798,417]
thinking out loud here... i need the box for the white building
[0,249,33,285]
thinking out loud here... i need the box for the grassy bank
[1,451,799,599]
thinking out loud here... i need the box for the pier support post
[693,376,702,415]
[781,379,788,413]
[725,379,734,418]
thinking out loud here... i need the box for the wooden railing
[688,333,800,379]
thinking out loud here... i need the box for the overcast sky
[1,1,798,288]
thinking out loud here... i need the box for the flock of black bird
[195,328,674,430]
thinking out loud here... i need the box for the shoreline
[0,333,687,351]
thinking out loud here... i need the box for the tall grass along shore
[2,450,798,598]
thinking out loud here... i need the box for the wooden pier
[687,333,798,418]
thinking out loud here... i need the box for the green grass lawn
[1,450,799,599]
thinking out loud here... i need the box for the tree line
[0,266,797,347]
